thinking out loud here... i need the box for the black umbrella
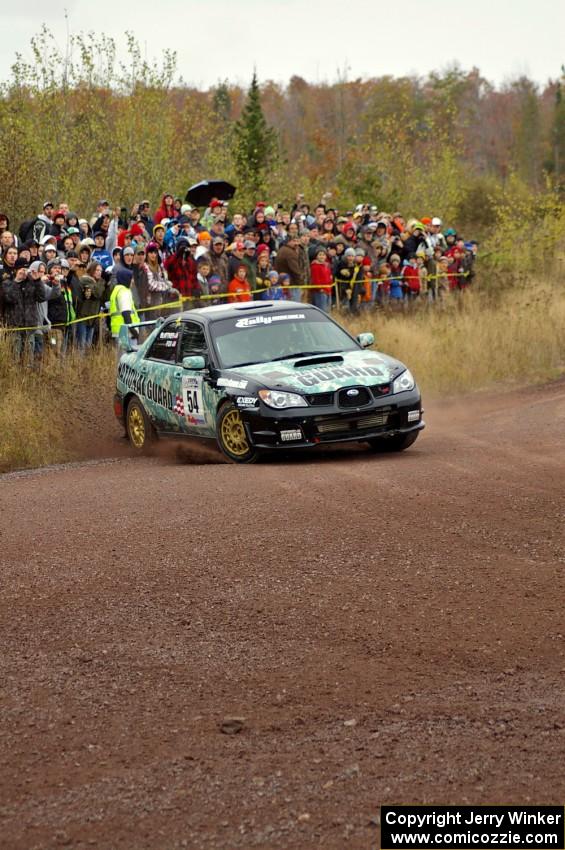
[185,179,236,207]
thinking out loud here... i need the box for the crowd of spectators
[0,193,477,364]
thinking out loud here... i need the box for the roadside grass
[1,282,564,471]
[343,284,565,395]
[0,339,116,472]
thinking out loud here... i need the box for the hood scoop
[293,354,344,368]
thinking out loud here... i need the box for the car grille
[305,392,334,406]
[338,386,372,408]
[315,412,389,435]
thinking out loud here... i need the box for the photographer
[46,258,75,353]
[74,262,105,350]
[35,260,61,359]
[1,260,46,364]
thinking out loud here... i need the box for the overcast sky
[1,0,564,90]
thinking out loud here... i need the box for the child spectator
[309,247,333,313]
[416,252,429,299]
[196,256,212,304]
[403,255,421,300]
[207,274,224,306]
[254,246,271,300]
[227,264,252,302]
[257,270,284,301]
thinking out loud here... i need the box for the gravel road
[1,380,564,850]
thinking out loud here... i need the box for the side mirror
[182,355,205,370]
[357,332,375,349]
[118,325,133,352]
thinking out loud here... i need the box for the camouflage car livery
[114,300,424,460]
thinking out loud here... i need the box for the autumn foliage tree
[2,26,565,278]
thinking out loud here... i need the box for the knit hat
[344,247,356,257]
[29,261,46,274]
[256,244,270,256]
[116,268,133,286]
[197,231,211,243]
[122,246,135,256]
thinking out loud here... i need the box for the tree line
[1,28,565,280]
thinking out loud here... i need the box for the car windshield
[211,310,359,369]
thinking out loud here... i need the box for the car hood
[229,349,405,393]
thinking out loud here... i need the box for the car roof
[166,300,316,324]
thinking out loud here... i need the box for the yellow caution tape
[0,272,470,334]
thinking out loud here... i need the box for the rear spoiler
[118,318,163,352]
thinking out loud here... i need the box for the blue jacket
[92,248,113,271]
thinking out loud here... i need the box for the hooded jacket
[164,242,198,297]
[76,274,105,324]
[209,246,229,285]
[32,214,55,245]
[1,273,46,328]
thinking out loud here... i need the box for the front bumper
[240,387,424,450]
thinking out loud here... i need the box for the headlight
[392,369,415,393]
[258,389,309,409]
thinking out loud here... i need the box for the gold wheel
[127,403,146,449]
[219,408,250,458]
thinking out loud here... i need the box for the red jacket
[227,277,251,302]
[310,261,333,295]
[447,260,463,290]
[403,264,420,293]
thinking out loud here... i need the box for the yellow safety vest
[109,284,139,336]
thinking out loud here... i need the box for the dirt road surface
[1,381,564,850]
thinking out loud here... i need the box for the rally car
[114,301,424,463]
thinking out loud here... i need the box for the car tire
[216,402,258,464]
[126,397,156,454]
[367,431,420,453]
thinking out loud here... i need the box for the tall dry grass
[1,282,564,471]
[343,284,565,395]
[0,339,116,472]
